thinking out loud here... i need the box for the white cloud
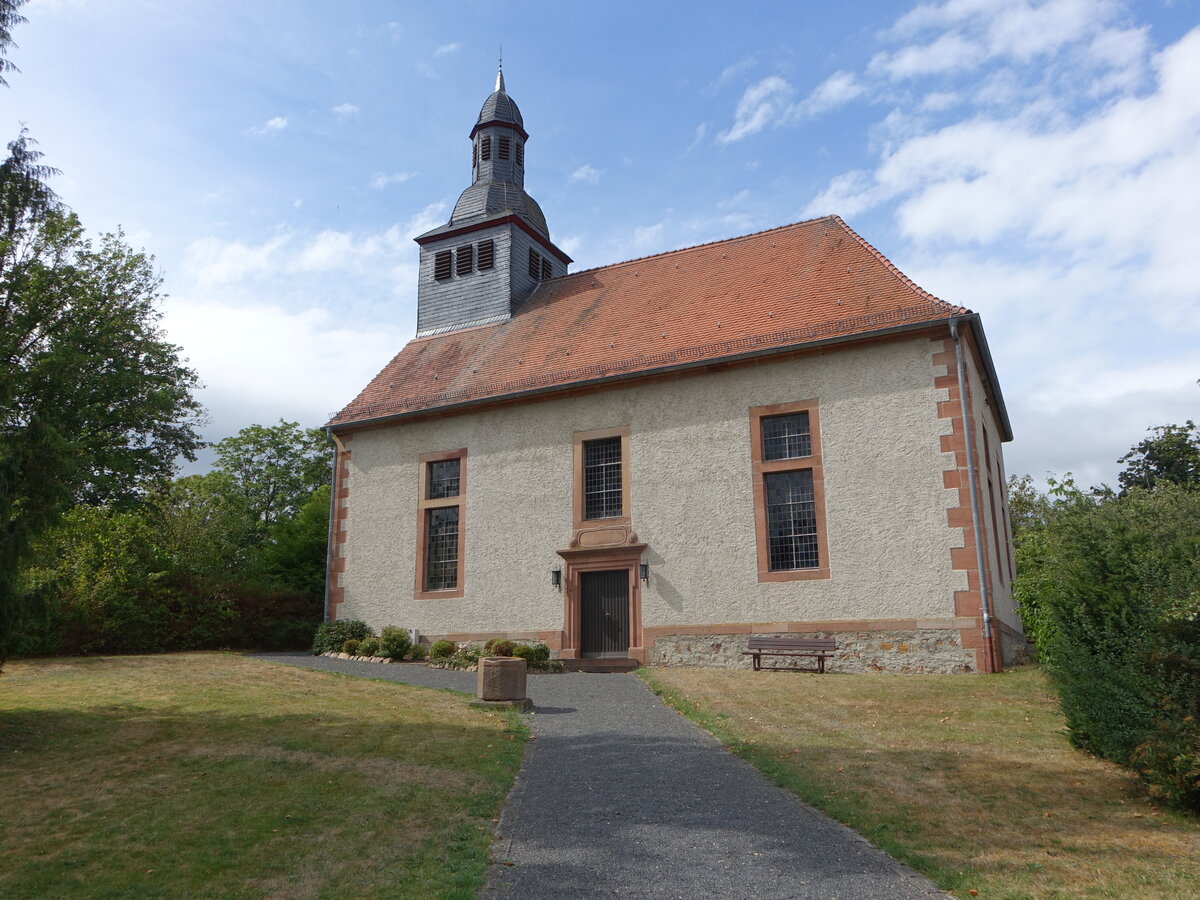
[434,42,462,57]
[162,296,406,438]
[791,71,865,119]
[246,115,288,136]
[869,33,983,79]
[717,76,795,143]
[370,171,414,189]
[687,123,709,152]
[569,164,602,184]
[332,102,359,117]
[799,5,1200,484]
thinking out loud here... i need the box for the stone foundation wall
[650,629,976,674]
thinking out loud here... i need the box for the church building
[324,68,1025,674]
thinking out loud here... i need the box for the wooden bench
[742,637,837,673]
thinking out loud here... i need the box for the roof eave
[327,316,961,433]
[953,312,1014,442]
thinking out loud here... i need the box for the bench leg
[752,652,760,671]
[817,656,825,674]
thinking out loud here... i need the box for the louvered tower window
[499,136,511,160]
[480,135,491,160]
[434,250,452,281]
[541,257,552,280]
[515,141,524,165]
[529,248,541,279]
[477,239,494,270]
[456,244,473,275]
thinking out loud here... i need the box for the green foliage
[429,639,456,660]
[0,132,203,660]
[511,643,550,664]
[409,642,428,661]
[377,626,411,660]
[1012,474,1200,811]
[0,1,28,87]
[312,620,370,655]
[341,639,361,656]
[358,638,379,658]
[511,644,535,662]
[212,420,332,531]
[259,484,330,600]
[1118,420,1200,493]
[490,640,515,657]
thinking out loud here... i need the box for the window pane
[583,436,622,520]
[424,506,459,590]
[765,469,818,570]
[762,412,811,460]
[428,458,460,499]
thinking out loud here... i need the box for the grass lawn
[0,653,526,899]
[641,665,1199,900]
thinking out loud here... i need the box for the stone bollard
[473,656,532,710]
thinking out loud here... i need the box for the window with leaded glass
[750,401,827,581]
[424,507,459,591]
[427,458,460,499]
[583,436,622,520]
[416,449,466,598]
[764,470,818,570]
[762,411,811,460]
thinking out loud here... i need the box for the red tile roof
[329,215,968,428]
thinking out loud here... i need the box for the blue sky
[4,0,1198,486]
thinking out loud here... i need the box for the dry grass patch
[0,653,526,899]
[642,666,1199,900]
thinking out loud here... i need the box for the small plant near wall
[490,640,515,657]
[312,620,371,654]
[359,638,380,657]
[429,640,456,660]
[377,626,412,660]
[342,639,362,655]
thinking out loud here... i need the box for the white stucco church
[324,67,1025,674]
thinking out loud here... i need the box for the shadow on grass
[0,688,524,900]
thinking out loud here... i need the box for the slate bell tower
[414,64,571,337]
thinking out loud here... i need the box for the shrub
[342,639,362,655]
[429,639,456,660]
[483,638,499,653]
[490,639,515,657]
[312,619,371,655]
[378,626,411,660]
[409,642,428,661]
[359,637,380,657]
[511,644,536,662]
[1016,481,1200,809]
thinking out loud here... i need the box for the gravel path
[254,652,947,899]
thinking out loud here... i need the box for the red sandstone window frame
[573,426,631,530]
[415,448,467,600]
[749,400,830,582]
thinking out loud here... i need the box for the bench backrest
[746,637,837,652]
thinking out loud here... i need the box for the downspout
[321,428,344,623]
[950,317,997,673]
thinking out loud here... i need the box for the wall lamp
[639,562,650,584]
[550,567,562,591]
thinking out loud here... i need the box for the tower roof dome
[474,64,524,133]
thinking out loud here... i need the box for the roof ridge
[562,214,839,279]
[829,215,965,314]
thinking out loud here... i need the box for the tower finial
[495,50,504,93]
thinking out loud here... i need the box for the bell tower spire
[412,65,572,338]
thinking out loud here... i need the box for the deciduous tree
[0,132,203,659]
